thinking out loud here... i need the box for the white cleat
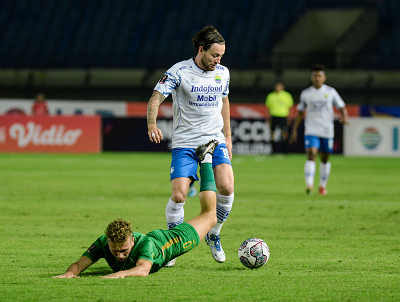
[164,258,176,267]
[205,233,225,263]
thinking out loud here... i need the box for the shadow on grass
[80,267,113,276]
[50,264,254,279]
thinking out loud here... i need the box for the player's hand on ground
[52,272,80,278]
[100,271,127,279]
[148,125,163,143]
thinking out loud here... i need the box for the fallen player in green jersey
[52,140,218,278]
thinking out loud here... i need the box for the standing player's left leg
[208,145,234,263]
[318,138,333,195]
[186,144,218,241]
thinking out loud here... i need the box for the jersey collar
[192,57,211,73]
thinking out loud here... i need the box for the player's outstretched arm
[100,259,152,278]
[52,256,93,278]
[147,90,166,143]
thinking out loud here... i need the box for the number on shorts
[183,240,196,252]
[222,147,229,158]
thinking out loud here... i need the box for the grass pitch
[0,152,399,301]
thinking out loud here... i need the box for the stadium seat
[1,0,399,69]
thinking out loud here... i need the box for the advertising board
[344,117,400,156]
[0,115,101,153]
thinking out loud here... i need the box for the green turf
[0,152,399,301]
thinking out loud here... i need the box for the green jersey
[83,222,199,274]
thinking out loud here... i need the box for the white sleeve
[153,66,181,97]
[297,91,306,111]
[332,88,345,109]
[222,70,230,97]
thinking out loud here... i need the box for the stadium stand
[1,0,396,69]
[0,0,399,104]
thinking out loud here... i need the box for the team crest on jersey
[324,93,328,98]
[215,74,221,84]
[159,74,168,84]
[189,76,199,84]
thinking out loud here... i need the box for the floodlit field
[0,152,399,301]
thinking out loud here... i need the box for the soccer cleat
[195,139,219,161]
[306,186,313,195]
[319,186,327,195]
[205,233,225,263]
[187,185,197,197]
[164,258,176,267]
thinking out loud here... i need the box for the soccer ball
[238,238,270,269]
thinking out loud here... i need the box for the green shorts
[146,223,200,264]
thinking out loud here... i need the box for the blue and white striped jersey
[154,58,230,149]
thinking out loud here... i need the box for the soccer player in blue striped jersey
[147,26,234,265]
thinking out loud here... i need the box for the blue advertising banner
[361,106,400,118]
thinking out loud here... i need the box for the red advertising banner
[126,101,173,118]
[0,115,101,153]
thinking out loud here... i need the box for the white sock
[166,198,185,229]
[202,153,213,163]
[209,192,234,236]
[319,162,331,188]
[304,160,316,188]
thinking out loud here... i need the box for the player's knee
[171,190,187,203]
[216,182,234,196]
[306,150,317,161]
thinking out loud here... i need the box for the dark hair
[311,64,326,72]
[192,25,225,53]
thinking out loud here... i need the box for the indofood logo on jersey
[359,127,381,149]
[190,85,222,94]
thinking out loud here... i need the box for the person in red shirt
[32,93,49,115]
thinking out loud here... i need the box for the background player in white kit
[290,64,349,195]
[146,26,234,265]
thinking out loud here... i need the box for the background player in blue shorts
[147,26,234,265]
[290,64,349,195]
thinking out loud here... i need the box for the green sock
[200,162,217,192]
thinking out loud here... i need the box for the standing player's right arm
[289,110,305,144]
[147,90,166,143]
[221,96,233,160]
[339,107,350,126]
[52,256,93,278]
